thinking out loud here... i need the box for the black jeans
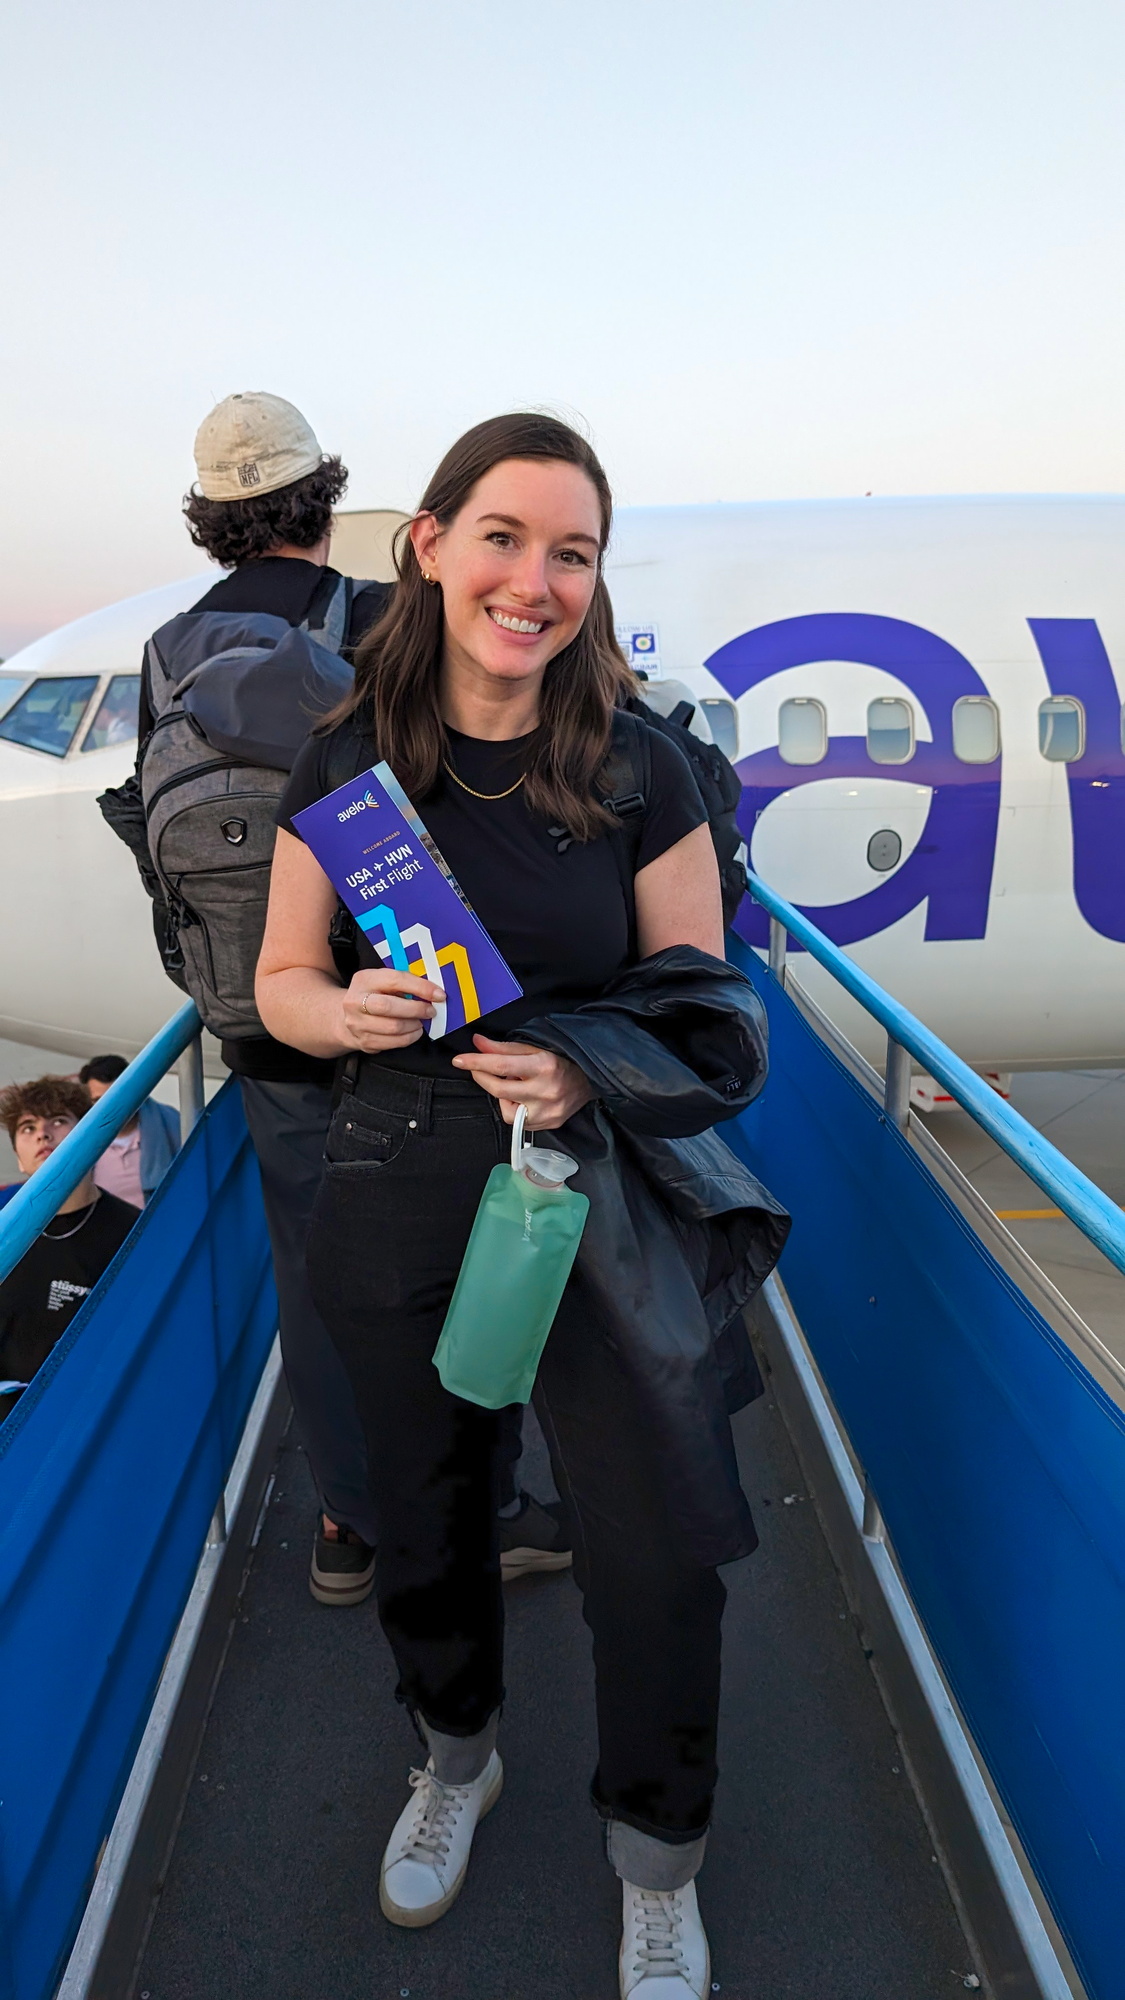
[307,1062,725,1844]
[239,1078,376,1544]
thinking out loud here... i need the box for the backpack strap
[321,721,377,982]
[323,718,371,793]
[666,698,696,731]
[302,572,353,655]
[138,629,174,744]
[597,709,653,962]
[626,691,748,926]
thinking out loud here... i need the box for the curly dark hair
[182,455,349,569]
[0,1076,90,1143]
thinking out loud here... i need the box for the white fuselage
[607,496,1125,1069]
[1,496,1122,1069]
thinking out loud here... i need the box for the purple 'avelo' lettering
[1027,620,1125,944]
[705,613,1001,949]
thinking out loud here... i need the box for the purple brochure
[292,761,523,1040]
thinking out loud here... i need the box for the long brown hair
[333,413,635,839]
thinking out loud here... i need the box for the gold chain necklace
[442,754,526,802]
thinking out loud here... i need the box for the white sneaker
[379,1751,503,1928]
[619,1878,711,1998]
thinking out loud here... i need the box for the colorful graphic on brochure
[292,762,523,1039]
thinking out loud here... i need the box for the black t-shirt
[147,559,391,1087]
[0,1192,137,1420]
[278,717,707,1074]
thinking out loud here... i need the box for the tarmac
[136,1390,974,2000]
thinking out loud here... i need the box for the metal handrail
[748,873,1125,1279]
[0,1001,203,1284]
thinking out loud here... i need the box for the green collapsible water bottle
[433,1105,590,1409]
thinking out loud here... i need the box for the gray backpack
[133,582,353,1040]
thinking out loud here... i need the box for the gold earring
[422,568,436,585]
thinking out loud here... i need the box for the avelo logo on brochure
[337,788,379,822]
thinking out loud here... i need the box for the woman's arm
[256,828,446,1057]
[634,822,724,958]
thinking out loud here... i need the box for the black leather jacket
[522,946,790,1567]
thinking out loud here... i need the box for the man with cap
[148,393,390,1604]
[139,393,388,734]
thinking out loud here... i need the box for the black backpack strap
[346,579,392,654]
[321,721,377,981]
[598,709,653,961]
[302,571,353,655]
[626,692,748,927]
[323,718,372,793]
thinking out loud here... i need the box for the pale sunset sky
[2,0,1124,654]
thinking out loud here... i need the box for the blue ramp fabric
[725,936,1125,2000]
[0,1079,276,2000]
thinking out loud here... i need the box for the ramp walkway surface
[137,1388,972,2000]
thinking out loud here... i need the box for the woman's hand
[452,1036,594,1128]
[340,969,447,1052]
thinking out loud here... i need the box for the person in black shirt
[257,414,724,1995]
[0,1077,136,1421]
[145,392,391,1603]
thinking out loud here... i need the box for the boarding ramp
[0,1009,281,2000]
[725,880,1125,2000]
[1,897,1123,1999]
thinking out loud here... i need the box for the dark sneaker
[498,1494,573,1580]
[309,1520,376,1606]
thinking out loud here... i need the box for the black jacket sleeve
[520,945,769,1137]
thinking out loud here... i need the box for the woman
[257,413,744,1999]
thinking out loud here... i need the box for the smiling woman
[259,416,723,1078]
[253,412,767,2000]
[320,415,630,844]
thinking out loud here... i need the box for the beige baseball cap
[193,391,325,501]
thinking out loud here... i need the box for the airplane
[1,495,1122,1087]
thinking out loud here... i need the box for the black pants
[307,1063,725,1843]
[239,1077,377,1545]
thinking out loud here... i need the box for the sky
[2,0,1124,655]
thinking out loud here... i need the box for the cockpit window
[0,675,32,719]
[0,677,99,757]
[81,674,141,752]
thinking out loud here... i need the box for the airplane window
[0,675,32,719]
[778,697,827,764]
[82,674,142,752]
[700,697,739,760]
[1038,696,1084,762]
[952,696,1000,763]
[0,676,99,757]
[866,697,915,764]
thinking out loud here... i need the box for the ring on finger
[361,991,373,1017]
